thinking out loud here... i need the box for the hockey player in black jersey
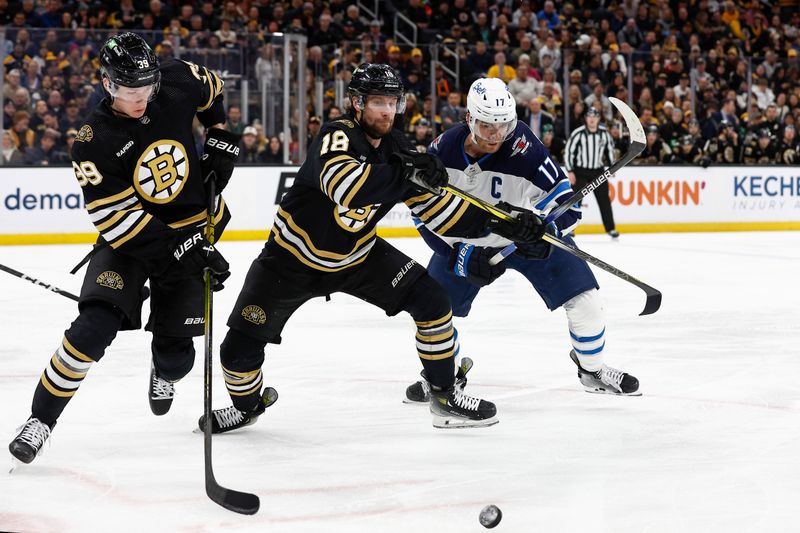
[9,33,241,465]
[199,64,544,433]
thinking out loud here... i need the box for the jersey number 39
[73,161,104,186]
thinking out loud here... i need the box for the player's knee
[564,289,605,333]
[152,336,195,381]
[402,274,452,322]
[65,303,125,362]
[220,328,267,372]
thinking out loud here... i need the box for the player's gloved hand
[486,201,546,244]
[514,222,559,259]
[390,151,449,193]
[202,128,241,193]
[171,230,230,290]
[448,243,507,287]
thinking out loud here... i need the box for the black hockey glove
[486,201,546,244]
[202,128,241,194]
[448,243,507,287]
[171,230,230,290]
[390,151,449,194]
[514,222,558,260]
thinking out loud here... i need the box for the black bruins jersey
[743,142,778,164]
[270,118,489,272]
[71,59,228,267]
[777,139,798,165]
[703,137,739,164]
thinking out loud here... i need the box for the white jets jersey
[426,122,581,249]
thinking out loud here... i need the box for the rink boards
[0,165,798,245]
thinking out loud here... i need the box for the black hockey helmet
[100,32,160,100]
[646,124,659,135]
[757,128,772,139]
[347,63,406,113]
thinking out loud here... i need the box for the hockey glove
[171,230,230,290]
[514,222,559,260]
[202,128,241,194]
[448,243,507,287]
[390,151,449,194]
[486,201,546,244]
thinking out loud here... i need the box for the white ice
[1,232,799,533]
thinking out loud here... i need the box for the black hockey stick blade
[544,97,645,225]
[542,234,662,316]
[206,464,261,515]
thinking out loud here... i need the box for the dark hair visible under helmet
[100,32,160,100]
[347,63,406,113]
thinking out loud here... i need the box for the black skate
[569,350,641,396]
[149,362,175,416]
[404,357,473,404]
[9,418,53,464]
[430,382,497,429]
[198,387,279,434]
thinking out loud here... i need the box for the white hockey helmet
[466,78,517,143]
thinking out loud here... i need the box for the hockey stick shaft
[544,97,646,225]
[202,178,260,515]
[0,263,79,301]
[443,184,662,315]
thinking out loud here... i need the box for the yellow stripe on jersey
[320,154,353,179]
[277,208,376,260]
[415,330,454,343]
[110,213,154,249]
[40,374,76,398]
[51,354,88,379]
[404,192,435,208]
[325,162,359,198]
[432,200,470,235]
[167,197,226,228]
[341,165,372,208]
[94,203,143,231]
[273,231,372,272]
[85,187,135,211]
[198,67,224,111]
[415,193,455,223]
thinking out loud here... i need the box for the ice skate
[148,362,175,416]
[570,350,640,396]
[404,357,473,404]
[9,418,53,465]
[430,381,497,429]
[198,387,278,434]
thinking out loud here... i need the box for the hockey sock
[415,313,457,389]
[32,304,124,426]
[220,328,266,412]
[151,335,195,381]
[564,289,606,372]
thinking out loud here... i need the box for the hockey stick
[442,184,662,316]
[0,263,79,301]
[202,179,260,515]
[543,96,646,225]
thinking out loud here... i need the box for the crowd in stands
[2,0,799,166]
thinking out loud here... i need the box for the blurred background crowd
[2,0,799,166]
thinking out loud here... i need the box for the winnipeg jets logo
[430,134,442,151]
[134,140,189,204]
[510,136,530,158]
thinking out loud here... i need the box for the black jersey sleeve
[315,120,410,208]
[403,189,491,238]
[72,139,173,265]
[164,59,226,126]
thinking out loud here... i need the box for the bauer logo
[96,271,124,290]
[242,305,267,325]
[608,179,704,206]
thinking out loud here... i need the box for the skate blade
[583,386,642,397]
[9,458,22,474]
[432,414,499,429]
[402,397,430,405]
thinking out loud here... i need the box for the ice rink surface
[1,232,798,533]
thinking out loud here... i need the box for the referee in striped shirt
[564,107,619,238]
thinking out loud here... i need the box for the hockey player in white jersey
[405,78,640,403]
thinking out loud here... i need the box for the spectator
[520,97,553,140]
[466,41,494,78]
[9,111,35,152]
[742,128,777,164]
[487,52,515,83]
[660,107,688,152]
[439,91,466,131]
[639,124,675,164]
[262,135,283,164]
[508,65,538,107]
[584,81,613,122]
[47,90,64,119]
[239,126,264,164]
[24,130,68,166]
[674,134,705,165]
[1,130,26,165]
[307,116,321,145]
[703,119,740,164]
[226,105,244,135]
[536,1,560,30]
[64,127,78,159]
[751,76,775,111]
[777,125,797,165]
[60,99,83,136]
[3,69,22,101]
[538,35,561,71]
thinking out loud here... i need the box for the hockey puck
[479,505,502,528]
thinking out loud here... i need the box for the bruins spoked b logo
[134,140,189,203]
